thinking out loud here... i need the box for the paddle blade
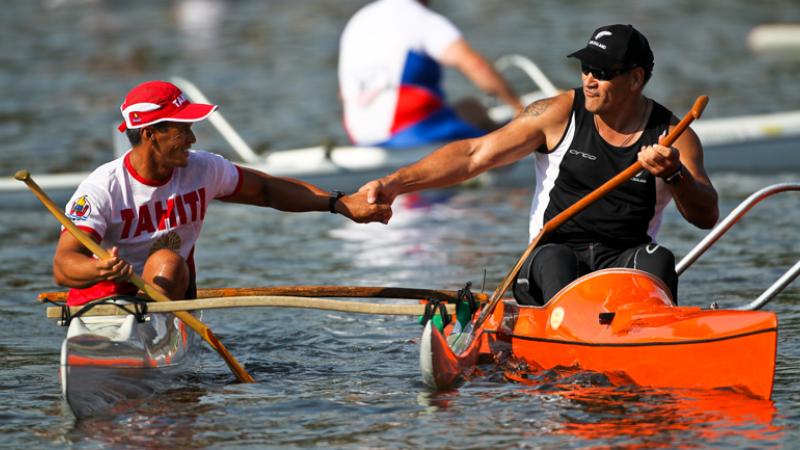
[173,309,254,383]
[205,329,255,383]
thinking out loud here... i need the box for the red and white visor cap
[118,80,218,132]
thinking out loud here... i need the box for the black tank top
[536,88,674,246]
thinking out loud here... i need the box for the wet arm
[667,130,719,228]
[224,168,391,223]
[366,95,570,202]
[225,168,332,211]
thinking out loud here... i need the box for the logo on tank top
[631,169,648,184]
[568,149,597,161]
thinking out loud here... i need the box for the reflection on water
[514,368,781,448]
[421,364,782,449]
[66,386,210,449]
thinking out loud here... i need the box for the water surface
[1,1,799,448]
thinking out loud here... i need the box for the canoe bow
[419,321,484,389]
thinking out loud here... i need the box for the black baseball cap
[568,24,654,76]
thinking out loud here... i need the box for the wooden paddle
[473,95,709,331]
[45,295,458,319]
[14,170,255,383]
[39,285,490,303]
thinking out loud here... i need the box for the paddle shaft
[45,295,458,318]
[14,170,254,383]
[39,285,490,303]
[475,95,709,328]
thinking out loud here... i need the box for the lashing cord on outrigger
[420,298,451,330]
[419,282,480,332]
[42,295,150,326]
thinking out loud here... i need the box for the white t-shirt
[338,0,462,146]
[63,150,241,275]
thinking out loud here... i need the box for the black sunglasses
[580,64,635,81]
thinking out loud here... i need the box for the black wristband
[663,164,684,185]
[329,190,345,213]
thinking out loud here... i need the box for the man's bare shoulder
[515,90,573,121]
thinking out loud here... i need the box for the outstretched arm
[361,93,573,206]
[223,167,391,224]
[440,38,524,112]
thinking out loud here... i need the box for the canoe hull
[505,327,776,398]
[427,269,777,398]
[60,306,200,419]
[420,321,486,389]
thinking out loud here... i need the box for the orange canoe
[422,268,777,399]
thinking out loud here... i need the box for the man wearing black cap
[358,24,718,304]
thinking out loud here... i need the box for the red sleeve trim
[216,164,244,200]
[61,225,102,243]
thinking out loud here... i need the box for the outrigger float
[421,183,800,399]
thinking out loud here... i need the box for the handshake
[335,176,400,225]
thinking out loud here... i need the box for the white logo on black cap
[589,31,612,50]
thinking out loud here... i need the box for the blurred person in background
[338,0,524,149]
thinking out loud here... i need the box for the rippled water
[1,0,799,449]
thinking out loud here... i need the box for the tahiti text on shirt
[118,188,206,239]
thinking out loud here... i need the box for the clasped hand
[638,136,681,178]
[338,190,393,224]
[96,246,134,283]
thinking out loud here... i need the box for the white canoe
[748,24,800,53]
[59,299,200,419]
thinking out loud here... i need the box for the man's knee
[514,244,578,306]
[626,244,678,303]
[629,243,675,272]
[142,249,189,299]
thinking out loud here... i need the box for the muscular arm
[222,167,391,223]
[638,127,719,229]
[53,233,132,288]
[440,38,523,112]
[224,167,332,211]
[363,93,572,204]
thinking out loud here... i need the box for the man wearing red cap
[359,24,719,304]
[54,80,390,306]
